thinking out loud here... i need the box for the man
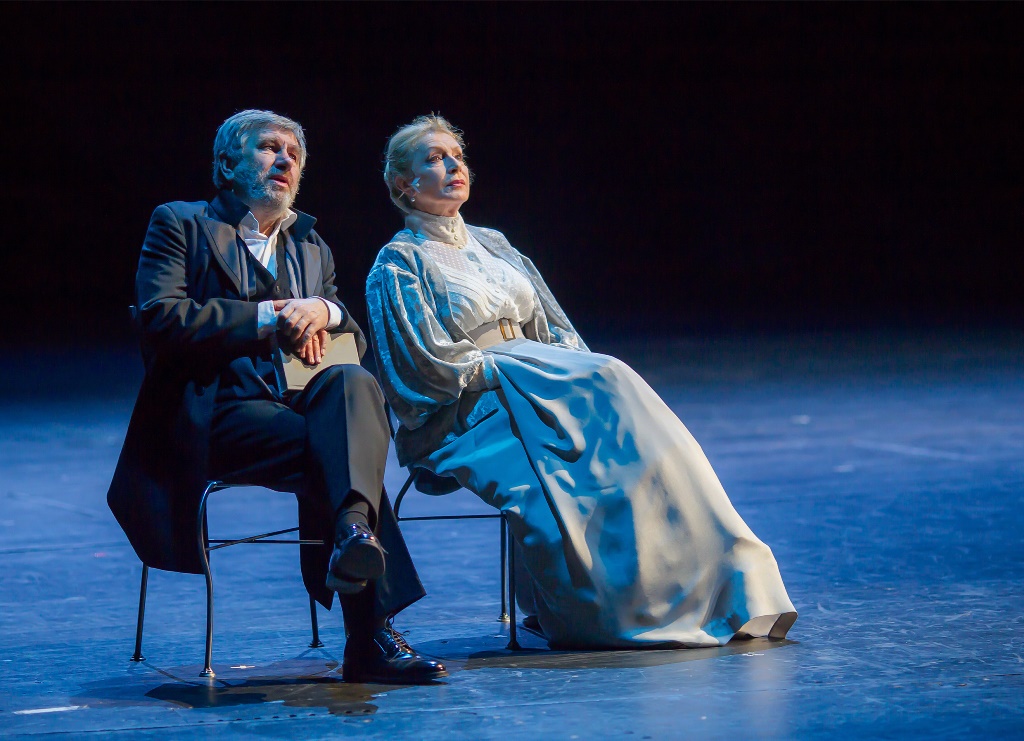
[107,109,445,684]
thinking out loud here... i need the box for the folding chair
[125,306,326,677]
[130,481,326,678]
[393,468,521,650]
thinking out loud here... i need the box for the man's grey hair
[212,109,308,190]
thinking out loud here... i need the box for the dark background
[5,2,1022,344]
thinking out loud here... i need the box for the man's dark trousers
[208,362,422,634]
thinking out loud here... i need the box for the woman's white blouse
[419,232,538,332]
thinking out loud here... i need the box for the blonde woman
[366,115,797,649]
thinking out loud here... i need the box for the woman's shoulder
[467,224,531,266]
[466,223,513,248]
[373,230,421,267]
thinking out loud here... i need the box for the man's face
[226,126,303,216]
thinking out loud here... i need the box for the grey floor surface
[1,329,1022,739]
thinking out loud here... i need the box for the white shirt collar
[239,209,298,240]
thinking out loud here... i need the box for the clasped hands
[272,298,330,365]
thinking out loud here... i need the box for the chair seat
[412,469,463,496]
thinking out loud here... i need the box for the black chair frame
[393,469,520,650]
[130,481,326,678]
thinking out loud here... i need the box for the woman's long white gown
[411,236,797,649]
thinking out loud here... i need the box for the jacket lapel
[286,210,320,299]
[201,191,253,296]
[199,216,243,295]
[201,191,320,299]
[288,238,322,298]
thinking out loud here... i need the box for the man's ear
[218,154,235,184]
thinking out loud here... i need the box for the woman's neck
[416,203,462,218]
[405,208,468,248]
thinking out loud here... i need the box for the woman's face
[397,132,470,217]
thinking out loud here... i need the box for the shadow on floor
[69,637,796,717]
[72,657,412,717]
[424,634,797,671]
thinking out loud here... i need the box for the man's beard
[235,163,299,215]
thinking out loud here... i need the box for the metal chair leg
[505,517,520,651]
[393,471,418,519]
[498,518,510,622]
[131,564,149,662]
[308,596,324,648]
[197,482,218,678]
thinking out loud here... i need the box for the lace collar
[404,208,469,249]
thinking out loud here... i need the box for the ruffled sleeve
[366,243,501,431]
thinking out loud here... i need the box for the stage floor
[1,329,1022,739]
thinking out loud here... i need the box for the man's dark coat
[107,191,366,608]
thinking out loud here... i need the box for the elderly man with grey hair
[107,109,445,684]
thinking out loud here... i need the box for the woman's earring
[410,194,416,202]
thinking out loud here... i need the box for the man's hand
[273,298,329,350]
[297,329,329,365]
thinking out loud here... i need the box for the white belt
[468,318,523,350]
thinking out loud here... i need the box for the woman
[366,115,797,649]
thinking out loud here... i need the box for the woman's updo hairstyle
[383,114,469,211]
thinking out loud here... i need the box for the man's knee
[318,364,385,406]
[321,363,378,388]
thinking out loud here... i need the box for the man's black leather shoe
[326,522,386,594]
[342,624,448,684]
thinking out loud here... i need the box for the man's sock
[339,588,384,647]
[336,491,373,541]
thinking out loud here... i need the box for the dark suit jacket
[107,191,366,607]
